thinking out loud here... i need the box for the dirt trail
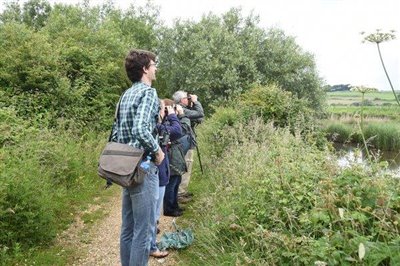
[57,187,178,266]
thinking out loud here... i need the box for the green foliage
[0,128,106,261]
[324,120,400,151]
[22,0,52,30]
[326,90,400,150]
[238,84,315,128]
[0,1,160,130]
[196,106,241,158]
[184,117,400,265]
[257,28,325,110]
[0,1,332,263]
[0,1,22,23]
[325,122,354,143]
[0,107,39,147]
[362,123,400,151]
[156,8,324,111]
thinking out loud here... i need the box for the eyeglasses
[149,60,159,67]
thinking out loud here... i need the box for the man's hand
[154,148,165,165]
[175,105,184,115]
[166,105,175,115]
[190,94,198,103]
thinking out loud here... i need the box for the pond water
[334,143,400,178]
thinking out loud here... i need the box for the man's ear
[142,66,148,74]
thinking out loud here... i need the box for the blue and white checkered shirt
[112,82,160,153]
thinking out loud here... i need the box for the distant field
[327,91,400,120]
[327,106,400,120]
[327,91,399,105]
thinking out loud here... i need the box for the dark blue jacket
[157,114,182,186]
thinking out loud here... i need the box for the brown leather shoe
[150,250,169,258]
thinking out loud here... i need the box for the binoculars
[164,105,177,116]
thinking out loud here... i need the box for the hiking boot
[178,192,194,198]
[178,195,192,203]
[164,210,182,217]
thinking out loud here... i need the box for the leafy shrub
[238,84,315,129]
[196,106,240,158]
[0,107,39,147]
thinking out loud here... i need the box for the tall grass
[180,112,400,265]
[0,124,107,263]
[324,120,400,151]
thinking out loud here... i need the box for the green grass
[325,91,400,148]
[0,126,112,264]
[323,120,400,151]
[19,186,119,266]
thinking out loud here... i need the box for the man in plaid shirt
[117,49,165,266]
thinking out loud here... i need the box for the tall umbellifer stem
[351,85,377,135]
[362,30,399,107]
[376,42,400,106]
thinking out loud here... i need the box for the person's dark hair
[125,49,156,83]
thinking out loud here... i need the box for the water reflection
[334,143,400,177]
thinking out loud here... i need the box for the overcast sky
[1,0,399,91]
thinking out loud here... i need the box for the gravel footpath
[58,188,178,266]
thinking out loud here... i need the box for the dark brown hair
[125,49,156,82]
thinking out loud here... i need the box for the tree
[0,0,51,30]
[22,0,52,30]
[156,8,324,112]
[256,28,324,111]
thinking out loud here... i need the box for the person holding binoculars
[172,91,204,203]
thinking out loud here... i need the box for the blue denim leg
[150,186,166,252]
[120,162,159,266]
[156,186,165,222]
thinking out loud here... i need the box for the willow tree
[156,8,324,112]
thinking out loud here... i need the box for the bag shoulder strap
[108,92,126,142]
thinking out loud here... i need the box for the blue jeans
[120,162,159,266]
[150,186,166,252]
[163,175,181,213]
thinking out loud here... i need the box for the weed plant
[182,114,400,265]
